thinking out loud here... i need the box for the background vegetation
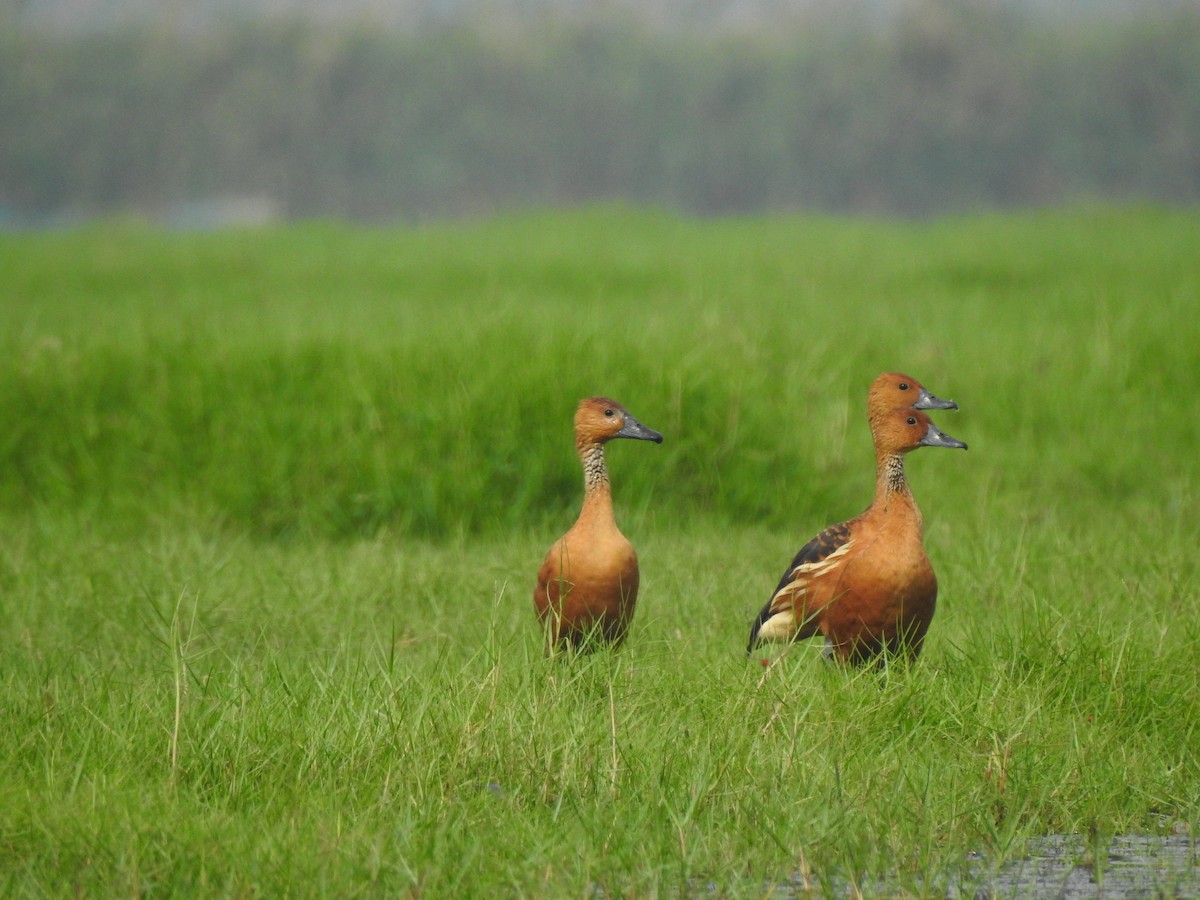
[3,1,1200,222]
[2,205,1196,539]
[1,207,1198,894]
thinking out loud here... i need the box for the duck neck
[873,451,914,511]
[579,442,615,518]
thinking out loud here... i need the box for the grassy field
[1,206,1198,895]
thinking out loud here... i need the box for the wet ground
[951,834,1199,899]
[744,834,1199,897]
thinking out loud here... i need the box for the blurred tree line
[1,0,1198,222]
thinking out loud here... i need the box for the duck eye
[604,408,615,417]
[899,383,910,391]
[906,416,917,425]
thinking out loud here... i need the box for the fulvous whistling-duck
[747,402,966,664]
[534,397,663,651]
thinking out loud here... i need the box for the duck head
[869,372,958,416]
[873,408,968,455]
[574,397,664,450]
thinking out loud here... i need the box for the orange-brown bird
[747,401,966,664]
[534,397,663,652]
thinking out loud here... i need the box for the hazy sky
[16,0,1176,35]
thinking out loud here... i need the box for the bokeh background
[3,0,1198,226]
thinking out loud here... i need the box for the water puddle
[734,834,1199,897]
[952,834,1199,899]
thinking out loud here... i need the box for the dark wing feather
[770,522,853,597]
[746,521,854,652]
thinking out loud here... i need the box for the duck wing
[747,521,854,652]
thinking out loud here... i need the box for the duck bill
[919,422,967,450]
[913,387,958,411]
[616,415,664,443]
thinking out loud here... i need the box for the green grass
[1,206,1198,895]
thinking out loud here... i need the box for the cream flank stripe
[770,539,855,610]
[755,540,855,643]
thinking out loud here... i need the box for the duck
[747,402,966,664]
[534,397,663,652]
